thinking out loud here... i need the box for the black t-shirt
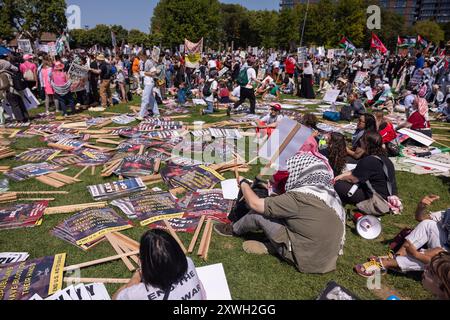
[89,61,99,81]
[352,155,397,199]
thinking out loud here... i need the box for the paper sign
[18,39,33,54]
[323,89,341,103]
[398,128,434,146]
[22,88,40,110]
[221,179,239,200]
[196,264,232,300]
[84,283,111,300]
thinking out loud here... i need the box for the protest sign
[88,178,147,201]
[152,46,161,62]
[0,252,29,265]
[0,254,66,300]
[185,38,203,68]
[149,216,201,233]
[323,89,341,103]
[297,47,307,63]
[22,88,40,110]
[68,62,89,92]
[18,39,33,54]
[327,49,335,59]
[354,71,368,84]
[169,165,225,192]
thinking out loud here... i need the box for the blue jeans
[57,92,75,116]
[204,100,214,114]
[140,84,159,117]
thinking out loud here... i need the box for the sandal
[354,260,387,278]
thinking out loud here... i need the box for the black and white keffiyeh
[285,152,347,255]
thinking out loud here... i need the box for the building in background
[280,0,450,26]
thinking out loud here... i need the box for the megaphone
[353,213,382,240]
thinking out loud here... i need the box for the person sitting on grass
[214,138,346,274]
[319,132,348,177]
[262,81,281,101]
[347,113,377,161]
[113,229,206,300]
[257,103,284,136]
[176,82,187,107]
[354,195,449,278]
[218,80,231,104]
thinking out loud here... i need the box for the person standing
[137,55,159,120]
[202,70,218,115]
[50,61,75,117]
[91,54,113,108]
[228,59,259,115]
[20,54,37,93]
[300,61,316,99]
[41,59,59,114]
[88,54,100,106]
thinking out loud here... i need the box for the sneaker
[200,109,205,116]
[136,116,144,121]
[242,241,269,255]
[214,223,234,237]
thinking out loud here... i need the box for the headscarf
[414,96,429,120]
[303,61,313,75]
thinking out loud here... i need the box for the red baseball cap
[271,104,282,112]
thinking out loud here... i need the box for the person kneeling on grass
[113,229,206,300]
[355,195,449,278]
[215,147,346,274]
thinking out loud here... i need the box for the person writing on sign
[114,230,206,300]
[215,137,346,274]
[395,95,432,140]
[354,195,448,279]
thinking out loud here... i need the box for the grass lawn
[0,95,449,300]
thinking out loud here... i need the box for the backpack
[340,104,353,121]
[0,71,11,93]
[10,71,27,91]
[237,67,249,86]
[323,111,341,122]
[203,80,213,97]
[23,68,35,82]
[110,65,117,76]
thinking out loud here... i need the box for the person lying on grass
[113,229,206,300]
[214,138,346,274]
[355,194,449,278]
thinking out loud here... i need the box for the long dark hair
[363,113,377,133]
[362,131,386,156]
[328,133,347,175]
[139,230,188,291]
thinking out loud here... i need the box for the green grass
[0,95,449,300]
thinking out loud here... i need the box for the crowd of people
[0,42,449,300]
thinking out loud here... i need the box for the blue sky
[66,0,279,32]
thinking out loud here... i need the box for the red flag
[371,33,387,54]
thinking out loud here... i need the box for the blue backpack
[323,111,341,122]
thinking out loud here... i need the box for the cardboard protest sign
[259,118,313,171]
[4,163,66,181]
[129,191,184,226]
[0,254,66,300]
[18,39,33,54]
[327,49,335,59]
[0,252,29,265]
[87,178,147,201]
[354,71,368,84]
[149,216,201,233]
[169,165,225,192]
[22,88,40,110]
[152,46,161,63]
[257,67,266,80]
[114,155,158,177]
[16,148,60,163]
[322,89,341,104]
[297,47,307,63]
[183,189,233,223]
[68,62,89,92]
[196,264,232,300]
[48,42,57,56]
[52,207,133,250]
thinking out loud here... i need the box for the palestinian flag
[397,36,416,48]
[339,36,356,53]
[417,35,428,49]
[371,33,387,54]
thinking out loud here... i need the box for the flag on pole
[397,36,416,48]
[371,33,387,54]
[339,36,356,53]
[417,35,428,49]
[111,31,117,48]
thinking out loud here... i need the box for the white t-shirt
[272,61,280,69]
[208,60,217,69]
[404,94,415,110]
[260,114,284,125]
[204,79,218,102]
[245,67,257,89]
[143,60,155,86]
[116,258,206,300]
[232,86,241,98]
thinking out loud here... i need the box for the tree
[219,4,249,48]
[16,0,67,39]
[306,0,337,47]
[277,7,301,50]
[151,0,221,48]
[87,24,113,47]
[248,10,279,49]
[128,29,149,46]
[110,25,129,46]
[412,20,445,46]
[0,0,17,40]
[69,29,91,48]
[335,0,366,47]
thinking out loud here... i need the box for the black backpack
[203,80,213,97]
[340,104,353,121]
[10,71,27,91]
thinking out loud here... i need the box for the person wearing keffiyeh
[396,95,432,140]
[215,136,346,274]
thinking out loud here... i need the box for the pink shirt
[41,67,54,95]
[19,61,37,75]
[51,70,69,87]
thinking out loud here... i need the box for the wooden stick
[96,139,122,145]
[138,145,145,155]
[64,250,140,272]
[105,233,136,271]
[13,191,69,195]
[74,166,89,180]
[188,215,206,253]
[45,202,108,215]
[202,221,214,261]
[36,176,65,188]
[63,277,130,284]
[91,166,96,176]
[163,220,187,254]
[197,219,212,257]
[20,198,55,201]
